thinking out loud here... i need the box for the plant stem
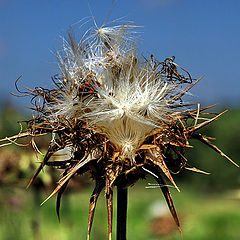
[117,186,128,240]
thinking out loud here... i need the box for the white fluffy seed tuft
[45,21,190,161]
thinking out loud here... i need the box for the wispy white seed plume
[44,21,191,158]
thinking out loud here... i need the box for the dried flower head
[1,20,238,239]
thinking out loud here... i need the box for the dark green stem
[117,186,128,240]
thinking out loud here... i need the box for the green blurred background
[0,104,240,240]
[1,0,240,239]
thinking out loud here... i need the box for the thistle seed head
[2,19,237,240]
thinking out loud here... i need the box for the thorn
[106,178,113,240]
[188,110,228,133]
[185,165,210,175]
[88,180,105,239]
[193,133,239,167]
[148,150,180,192]
[153,171,182,235]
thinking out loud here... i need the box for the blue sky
[0,0,240,108]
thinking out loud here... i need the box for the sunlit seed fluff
[47,22,188,160]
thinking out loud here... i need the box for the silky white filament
[45,21,189,161]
